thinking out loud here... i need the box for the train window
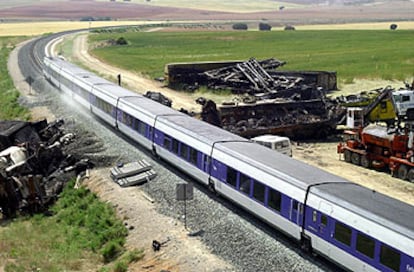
[189,148,198,165]
[321,215,327,226]
[380,244,400,271]
[334,222,352,247]
[239,173,251,195]
[268,188,281,212]
[312,211,317,222]
[138,121,146,136]
[172,139,179,154]
[356,232,375,259]
[122,112,133,127]
[252,180,265,203]
[226,167,237,188]
[163,136,171,150]
[180,144,188,160]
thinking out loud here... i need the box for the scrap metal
[0,119,93,219]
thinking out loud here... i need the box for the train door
[290,199,303,226]
[317,213,330,240]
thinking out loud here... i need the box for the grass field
[0,37,29,120]
[0,180,142,272]
[89,30,414,83]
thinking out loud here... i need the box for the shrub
[232,23,248,30]
[259,22,272,31]
[101,239,124,263]
[116,37,128,45]
[390,24,398,30]
[284,25,295,31]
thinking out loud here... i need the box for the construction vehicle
[337,83,414,182]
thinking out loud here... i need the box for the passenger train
[43,56,414,272]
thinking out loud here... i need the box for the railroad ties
[110,159,157,187]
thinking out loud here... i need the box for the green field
[0,37,29,120]
[89,30,414,84]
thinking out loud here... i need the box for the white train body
[43,56,414,272]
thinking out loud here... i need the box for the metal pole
[184,188,187,229]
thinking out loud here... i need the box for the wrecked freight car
[217,96,339,140]
[0,119,93,219]
[167,58,339,139]
[165,58,336,94]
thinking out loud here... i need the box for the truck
[337,83,414,182]
[251,134,292,157]
[337,125,414,181]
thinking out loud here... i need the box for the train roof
[93,82,139,99]
[47,57,136,99]
[159,115,247,145]
[311,183,414,240]
[119,96,179,117]
[215,141,349,190]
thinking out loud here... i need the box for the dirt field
[0,0,413,24]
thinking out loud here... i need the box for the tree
[259,22,272,31]
[232,23,248,30]
[284,25,295,31]
[116,37,128,45]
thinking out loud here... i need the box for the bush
[232,23,248,30]
[284,25,295,31]
[116,37,128,45]
[101,239,124,263]
[259,22,272,31]
[390,24,398,30]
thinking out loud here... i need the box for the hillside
[0,0,412,23]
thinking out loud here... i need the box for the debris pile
[204,58,287,93]
[0,119,93,219]
[218,97,338,139]
[144,91,172,107]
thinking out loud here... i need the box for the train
[43,56,414,272]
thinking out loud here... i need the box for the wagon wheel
[397,165,408,180]
[407,168,414,183]
[344,150,352,163]
[360,155,371,169]
[351,153,361,165]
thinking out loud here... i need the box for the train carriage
[87,83,136,127]
[306,183,414,272]
[153,114,246,186]
[116,96,177,150]
[210,141,349,240]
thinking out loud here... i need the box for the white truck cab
[251,134,292,157]
[392,89,414,120]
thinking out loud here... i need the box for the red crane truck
[337,84,414,182]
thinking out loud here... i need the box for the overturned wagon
[219,98,337,139]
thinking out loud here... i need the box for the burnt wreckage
[167,58,339,139]
[0,119,93,218]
